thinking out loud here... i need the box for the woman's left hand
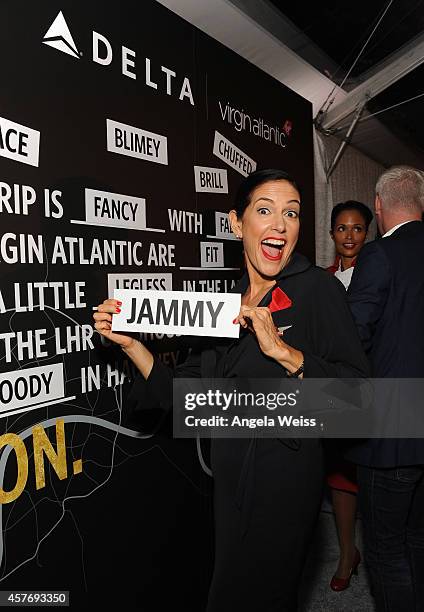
[235,305,288,361]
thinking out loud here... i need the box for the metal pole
[326,98,368,181]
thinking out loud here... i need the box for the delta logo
[42,11,195,105]
[42,11,80,59]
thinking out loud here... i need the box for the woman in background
[327,200,373,591]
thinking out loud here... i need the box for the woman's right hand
[93,298,136,349]
[93,298,154,379]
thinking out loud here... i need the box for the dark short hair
[234,169,300,218]
[330,200,373,230]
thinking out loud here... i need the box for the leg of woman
[331,489,358,578]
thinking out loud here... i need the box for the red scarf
[268,286,292,312]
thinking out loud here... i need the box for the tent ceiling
[156,0,424,167]
[268,0,424,158]
[268,0,424,79]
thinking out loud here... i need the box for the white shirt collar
[334,262,354,290]
[382,220,415,238]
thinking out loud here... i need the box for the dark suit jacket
[345,220,424,467]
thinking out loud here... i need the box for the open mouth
[343,243,356,249]
[261,238,286,261]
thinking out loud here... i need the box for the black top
[127,251,369,415]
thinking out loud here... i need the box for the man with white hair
[346,165,424,611]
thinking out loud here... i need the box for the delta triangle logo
[42,11,80,59]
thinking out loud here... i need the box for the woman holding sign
[93,169,369,612]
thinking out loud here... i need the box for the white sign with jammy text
[112,289,241,338]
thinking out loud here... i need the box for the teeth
[262,239,285,246]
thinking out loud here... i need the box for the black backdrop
[0,1,314,609]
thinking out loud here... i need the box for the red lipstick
[261,236,285,261]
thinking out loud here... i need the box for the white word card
[112,289,241,338]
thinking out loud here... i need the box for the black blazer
[346,220,424,467]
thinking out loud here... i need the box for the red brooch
[268,287,292,312]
